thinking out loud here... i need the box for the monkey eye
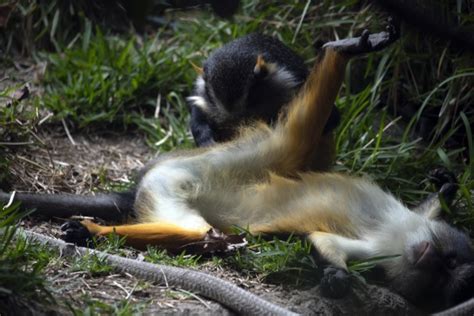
[444,252,457,269]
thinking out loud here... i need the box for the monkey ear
[253,54,269,79]
[190,61,204,75]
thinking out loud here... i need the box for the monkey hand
[428,167,458,203]
[319,266,351,298]
[181,228,247,255]
[323,17,400,55]
[61,220,94,248]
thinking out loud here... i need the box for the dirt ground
[3,127,422,315]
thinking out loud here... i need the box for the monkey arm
[62,219,210,250]
[190,105,217,147]
[62,219,247,254]
[308,231,376,270]
[308,231,377,298]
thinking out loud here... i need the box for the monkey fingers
[61,220,94,247]
[438,183,458,204]
[428,167,458,198]
[180,228,248,255]
[319,266,351,298]
[323,18,399,55]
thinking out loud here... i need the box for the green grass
[335,50,474,226]
[0,203,56,313]
[0,0,473,311]
[68,297,148,316]
[225,233,318,286]
[145,247,201,267]
[69,252,114,277]
[36,30,195,149]
[0,85,40,186]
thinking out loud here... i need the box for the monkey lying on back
[1,25,473,310]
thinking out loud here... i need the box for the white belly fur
[137,160,212,230]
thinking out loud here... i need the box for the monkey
[1,23,473,311]
[187,32,341,149]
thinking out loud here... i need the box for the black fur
[389,223,474,311]
[61,221,94,247]
[189,33,340,146]
[320,266,351,298]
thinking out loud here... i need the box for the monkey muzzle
[414,241,439,268]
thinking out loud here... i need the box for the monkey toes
[429,167,458,203]
[429,167,457,188]
[61,221,94,247]
[320,266,351,298]
[323,17,400,55]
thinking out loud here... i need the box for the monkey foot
[61,221,94,247]
[428,167,458,206]
[320,266,351,298]
[429,167,457,187]
[323,17,400,55]
[181,228,248,255]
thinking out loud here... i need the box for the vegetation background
[0,0,472,314]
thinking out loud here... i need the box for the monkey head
[381,206,474,310]
[187,33,309,142]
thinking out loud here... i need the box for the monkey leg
[61,220,247,254]
[271,47,347,175]
[271,22,399,176]
[308,232,376,298]
[308,232,375,270]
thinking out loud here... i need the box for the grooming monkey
[1,24,474,310]
[187,33,340,149]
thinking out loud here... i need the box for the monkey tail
[0,190,135,221]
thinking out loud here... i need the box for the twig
[17,155,48,170]
[113,280,131,298]
[154,93,162,118]
[0,141,34,146]
[61,119,76,146]
[177,288,211,309]
[2,191,16,209]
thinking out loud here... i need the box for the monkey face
[204,54,256,116]
[388,221,474,310]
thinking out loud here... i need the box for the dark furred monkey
[1,24,474,311]
[187,33,340,148]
